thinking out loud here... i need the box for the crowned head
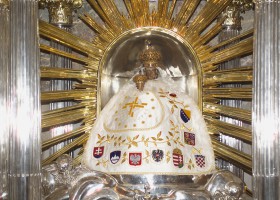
[139,40,162,68]
[139,40,162,80]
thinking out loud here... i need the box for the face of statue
[145,67,158,80]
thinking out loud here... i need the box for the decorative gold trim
[39,0,254,173]
[103,91,165,133]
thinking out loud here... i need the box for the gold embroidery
[103,92,165,133]
[192,147,202,154]
[121,152,127,164]
[96,159,109,167]
[97,132,184,149]
[187,158,195,170]
[158,88,191,114]
[143,150,150,164]
[166,151,171,163]
[123,97,147,117]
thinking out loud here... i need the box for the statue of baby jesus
[83,40,215,175]
[42,40,245,200]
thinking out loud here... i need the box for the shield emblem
[172,148,184,168]
[184,132,195,146]
[129,153,142,166]
[152,149,164,162]
[93,146,104,158]
[110,151,121,164]
[195,155,206,168]
[180,109,191,123]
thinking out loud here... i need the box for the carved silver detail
[42,156,246,200]
[39,0,82,26]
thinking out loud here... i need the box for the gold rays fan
[39,0,252,177]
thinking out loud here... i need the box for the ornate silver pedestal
[42,155,245,200]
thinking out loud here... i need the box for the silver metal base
[42,155,245,200]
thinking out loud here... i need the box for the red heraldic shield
[93,146,104,158]
[184,132,195,146]
[173,148,184,168]
[195,155,206,168]
[129,153,142,166]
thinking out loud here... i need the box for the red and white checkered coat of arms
[195,155,205,168]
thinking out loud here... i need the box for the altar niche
[98,27,201,112]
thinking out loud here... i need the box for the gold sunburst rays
[42,126,91,150]
[211,137,252,175]
[40,20,103,58]
[206,116,252,143]
[40,67,97,80]
[203,66,252,86]
[203,102,251,123]
[39,0,253,175]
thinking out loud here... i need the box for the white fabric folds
[83,78,215,175]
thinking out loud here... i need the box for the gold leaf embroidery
[166,151,171,163]
[132,141,138,147]
[121,152,127,164]
[157,131,162,138]
[145,150,149,156]
[144,138,149,147]
[133,135,140,140]
[171,106,174,114]
[96,159,108,167]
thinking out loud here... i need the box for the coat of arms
[110,151,121,164]
[180,108,191,123]
[93,146,104,158]
[129,153,142,166]
[184,132,195,146]
[172,148,184,168]
[152,149,164,162]
[195,155,206,168]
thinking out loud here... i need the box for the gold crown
[139,40,162,67]
[133,74,148,83]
